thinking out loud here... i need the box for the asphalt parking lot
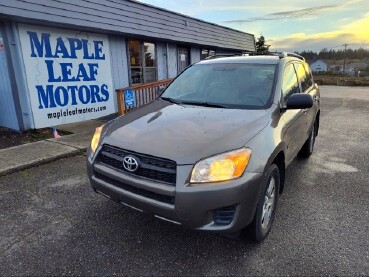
[1,87,368,276]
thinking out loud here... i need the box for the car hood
[102,99,269,165]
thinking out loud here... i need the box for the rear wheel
[245,164,280,242]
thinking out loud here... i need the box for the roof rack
[248,51,305,61]
[278,52,305,61]
[204,53,243,60]
[205,51,305,61]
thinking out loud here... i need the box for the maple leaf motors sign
[18,24,115,128]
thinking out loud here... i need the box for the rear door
[294,62,319,138]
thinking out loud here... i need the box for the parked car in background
[87,52,320,242]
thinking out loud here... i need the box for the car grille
[94,172,175,205]
[97,145,177,185]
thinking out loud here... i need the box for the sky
[137,0,369,52]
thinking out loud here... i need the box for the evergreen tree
[256,35,270,52]
[296,48,369,61]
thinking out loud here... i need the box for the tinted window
[162,64,277,109]
[282,64,300,101]
[295,63,313,92]
[303,63,314,88]
[294,63,308,92]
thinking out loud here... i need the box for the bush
[313,75,369,86]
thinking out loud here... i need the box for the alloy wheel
[261,176,276,230]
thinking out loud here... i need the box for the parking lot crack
[0,222,53,256]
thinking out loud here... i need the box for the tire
[299,121,316,158]
[245,164,280,242]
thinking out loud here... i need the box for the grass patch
[0,127,73,150]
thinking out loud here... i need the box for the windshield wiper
[160,97,183,105]
[180,101,227,108]
[161,98,226,108]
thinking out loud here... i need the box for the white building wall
[0,26,19,130]
[167,43,178,78]
[190,47,201,64]
[2,21,34,130]
[109,36,129,111]
[156,42,168,80]
[310,60,328,72]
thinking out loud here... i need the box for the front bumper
[87,154,263,233]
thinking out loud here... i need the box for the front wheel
[245,164,280,242]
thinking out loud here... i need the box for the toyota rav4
[87,53,320,242]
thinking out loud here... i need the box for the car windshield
[161,63,277,109]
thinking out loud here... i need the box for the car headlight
[190,148,252,184]
[90,125,103,154]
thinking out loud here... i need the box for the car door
[294,62,319,140]
[280,63,306,164]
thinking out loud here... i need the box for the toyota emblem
[122,156,139,172]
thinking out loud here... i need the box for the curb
[0,149,81,177]
[0,118,102,177]
[0,135,90,177]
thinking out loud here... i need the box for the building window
[201,48,216,60]
[128,40,157,84]
[201,49,208,60]
[144,42,156,83]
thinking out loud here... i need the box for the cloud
[269,12,369,51]
[224,5,338,23]
[223,0,361,23]
[137,0,368,51]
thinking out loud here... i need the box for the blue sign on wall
[124,89,135,108]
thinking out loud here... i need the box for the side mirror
[286,94,313,110]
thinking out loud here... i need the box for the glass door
[144,42,156,83]
[129,40,143,84]
[178,47,189,73]
[128,40,157,85]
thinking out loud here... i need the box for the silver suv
[87,53,320,242]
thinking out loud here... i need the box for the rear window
[161,63,277,109]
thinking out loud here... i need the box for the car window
[303,63,314,88]
[295,62,313,92]
[167,66,207,98]
[282,63,300,102]
[294,63,308,92]
[162,63,277,109]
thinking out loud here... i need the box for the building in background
[0,0,255,131]
[310,60,328,73]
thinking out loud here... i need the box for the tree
[256,35,270,53]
